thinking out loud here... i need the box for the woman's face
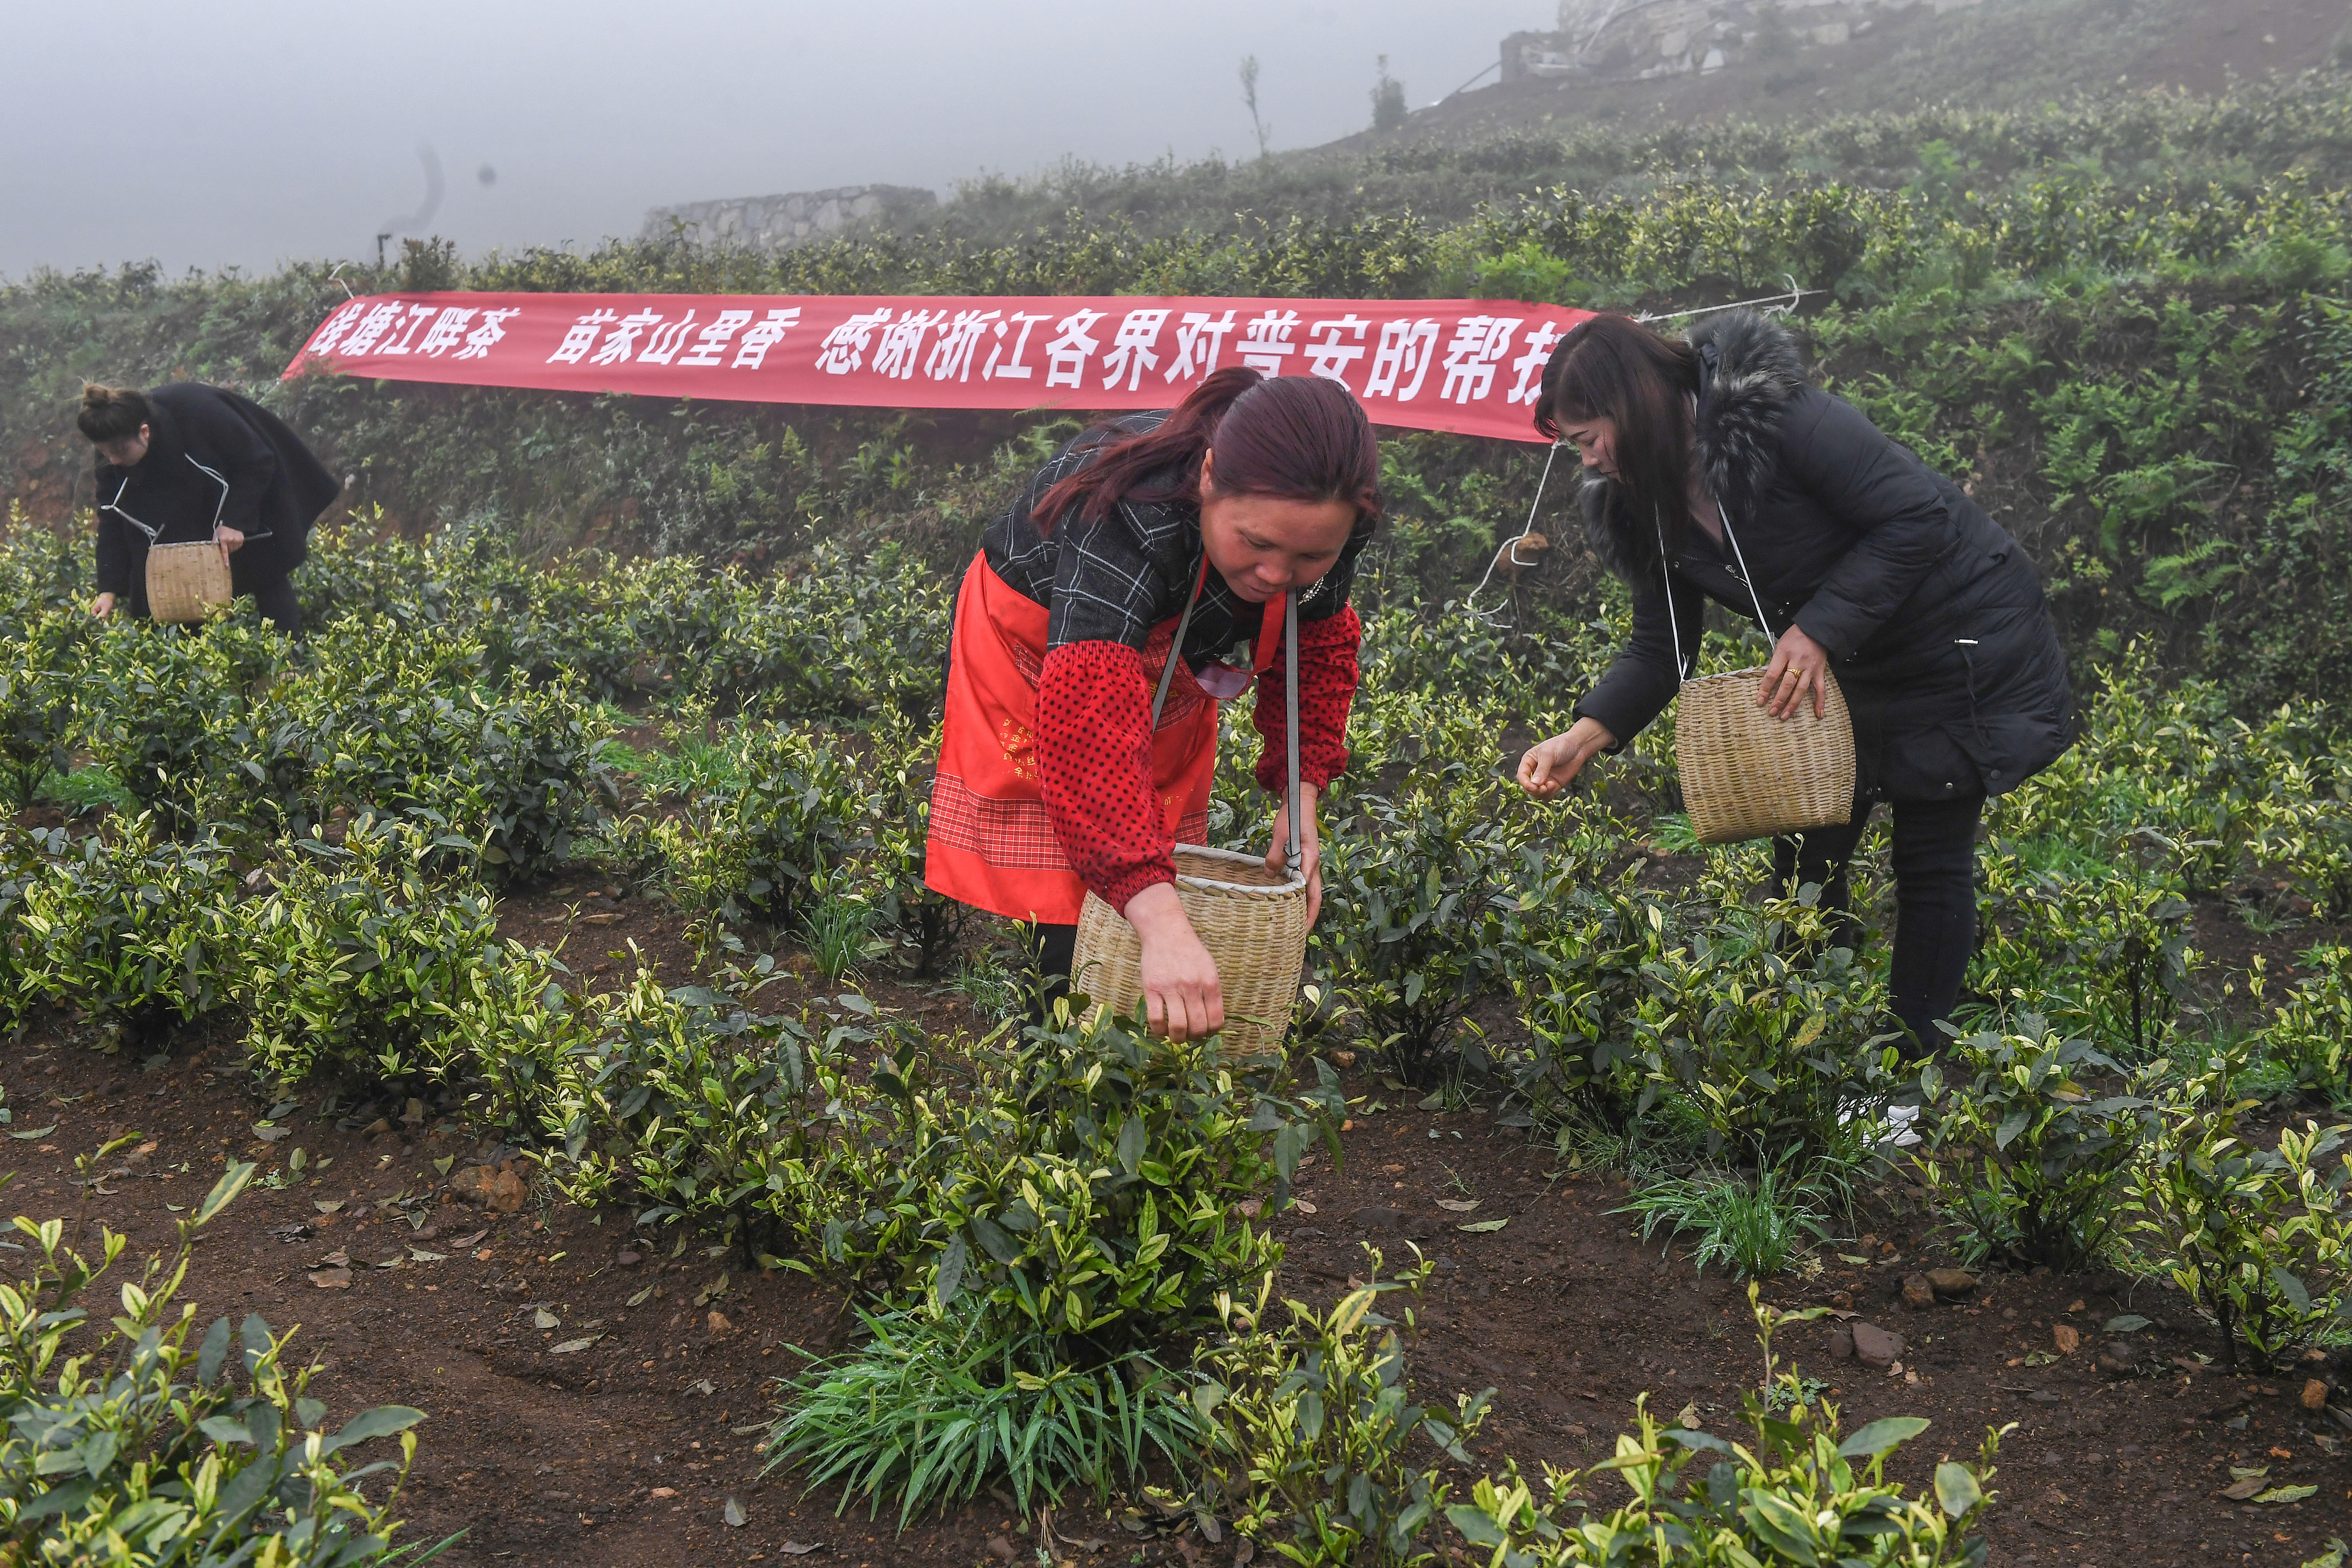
[1197,452,1357,605]
[1553,413,1621,480]
[95,425,151,467]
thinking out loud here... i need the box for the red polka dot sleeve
[1036,640,1175,913]
[1254,603,1361,795]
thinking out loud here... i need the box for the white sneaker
[1879,1103,1922,1149]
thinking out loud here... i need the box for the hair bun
[81,383,116,409]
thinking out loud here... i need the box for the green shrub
[1442,1288,2003,1567]
[15,814,243,1048]
[265,623,618,882]
[0,1160,448,1564]
[654,721,868,940]
[76,620,286,837]
[0,825,63,1034]
[542,969,898,1264]
[857,711,968,977]
[1972,841,2199,1060]
[1187,1253,1486,1568]
[0,620,76,809]
[442,940,596,1136]
[2133,1070,2352,1372]
[911,1010,1337,1360]
[1626,891,1897,1164]
[695,542,950,718]
[1318,765,1544,1086]
[238,820,505,1091]
[2259,944,2351,1099]
[1916,1021,2160,1269]
[1506,878,1676,1132]
[764,1300,1195,1526]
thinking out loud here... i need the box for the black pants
[1024,921,1078,1024]
[242,573,302,637]
[1771,791,1983,1054]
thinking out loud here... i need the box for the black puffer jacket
[93,383,339,613]
[1571,311,2074,802]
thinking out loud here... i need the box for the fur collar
[1576,309,1809,586]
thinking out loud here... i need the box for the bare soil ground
[9,865,2350,1567]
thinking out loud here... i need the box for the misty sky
[3,1,1546,279]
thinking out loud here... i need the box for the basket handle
[1652,495,1779,678]
[1147,557,1302,882]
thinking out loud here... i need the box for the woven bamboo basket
[144,542,232,624]
[1071,846,1310,1059]
[1676,666,1856,844]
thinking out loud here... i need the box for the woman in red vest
[926,367,1379,1039]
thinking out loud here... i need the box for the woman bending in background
[78,382,339,636]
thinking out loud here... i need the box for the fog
[2,1,1544,279]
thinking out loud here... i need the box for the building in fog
[1503,0,1986,83]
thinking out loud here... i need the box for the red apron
[926,551,1280,925]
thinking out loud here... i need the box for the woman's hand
[1758,626,1830,719]
[1122,881,1224,1041]
[1516,716,1616,799]
[1265,781,1322,923]
[215,526,245,569]
[89,591,115,618]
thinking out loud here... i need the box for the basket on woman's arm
[143,541,232,624]
[1070,585,1313,1059]
[1676,666,1855,843]
[1658,509,1855,845]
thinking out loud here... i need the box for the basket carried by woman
[1515,310,2075,1060]
[923,367,1382,1053]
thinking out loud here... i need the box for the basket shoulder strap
[1713,503,1778,651]
[1284,590,1301,877]
[1148,556,1210,727]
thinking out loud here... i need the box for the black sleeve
[1572,571,1703,750]
[1046,504,1181,651]
[1780,390,1955,658]
[172,387,279,540]
[95,494,133,596]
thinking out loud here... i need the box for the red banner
[282,293,1588,444]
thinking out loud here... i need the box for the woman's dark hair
[76,384,151,445]
[1034,366,1382,534]
[1534,315,1701,564]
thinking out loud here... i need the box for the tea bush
[15,814,243,1049]
[238,820,506,1091]
[1442,1289,2003,1568]
[2133,1065,2352,1372]
[540,968,898,1264]
[0,1162,445,1565]
[2259,945,2352,1101]
[1316,765,1546,1086]
[76,619,287,837]
[0,618,76,810]
[653,721,869,941]
[905,1012,1337,1359]
[1915,1020,2160,1269]
[1186,1253,1486,1568]
[0,825,64,1034]
[1624,890,1897,1164]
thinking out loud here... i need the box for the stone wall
[1503,0,1985,83]
[640,184,938,250]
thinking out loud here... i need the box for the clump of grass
[1618,1164,1834,1279]
[803,870,883,982]
[764,1303,1197,1526]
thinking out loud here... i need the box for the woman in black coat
[78,382,340,635]
[1515,310,2075,1060]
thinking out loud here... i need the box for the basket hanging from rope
[143,541,232,624]
[1658,509,1855,845]
[1071,576,1310,1059]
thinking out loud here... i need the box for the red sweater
[1035,604,1360,912]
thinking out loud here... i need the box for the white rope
[1636,275,1820,325]
[1464,439,1564,623]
